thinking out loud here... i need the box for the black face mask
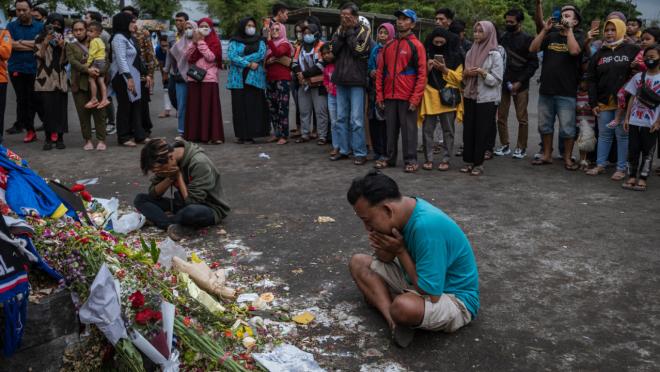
[645,58,659,69]
[505,24,518,32]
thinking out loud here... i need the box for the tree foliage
[134,0,180,20]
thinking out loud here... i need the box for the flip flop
[532,159,553,166]
[564,162,579,171]
[633,182,647,191]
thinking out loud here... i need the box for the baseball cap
[394,9,417,23]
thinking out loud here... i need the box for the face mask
[199,28,210,36]
[303,34,315,44]
[296,32,303,41]
[245,27,256,36]
[185,29,193,38]
[645,58,659,69]
[505,24,517,32]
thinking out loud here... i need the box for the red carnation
[151,311,162,322]
[80,191,93,202]
[70,184,85,192]
[129,291,145,309]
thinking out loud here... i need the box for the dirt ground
[2,72,659,371]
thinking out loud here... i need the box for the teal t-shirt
[401,198,480,318]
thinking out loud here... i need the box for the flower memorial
[25,192,299,371]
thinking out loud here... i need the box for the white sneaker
[512,148,526,159]
[494,145,511,156]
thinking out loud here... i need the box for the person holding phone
[529,5,584,170]
[418,27,464,171]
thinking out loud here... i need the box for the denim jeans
[537,95,576,139]
[336,85,367,157]
[328,94,338,149]
[134,193,216,230]
[175,82,188,135]
[596,109,628,171]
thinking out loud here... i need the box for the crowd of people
[0,1,658,191]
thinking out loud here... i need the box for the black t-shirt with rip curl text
[539,30,584,97]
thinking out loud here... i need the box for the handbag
[187,65,207,82]
[637,72,660,110]
[440,87,461,107]
[307,75,324,87]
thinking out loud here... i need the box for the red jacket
[375,34,427,106]
[266,40,292,82]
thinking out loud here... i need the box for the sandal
[460,165,473,173]
[266,136,279,143]
[404,163,419,173]
[470,166,484,176]
[564,162,579,171]
[532,158,553,166]
[317,138,327,145]
[422,162,433,171]
[484,151,493,160]
[295,136,309,143]
[622,178,637,190]
[122,140,136,147]
[374,160,388,169]
[586,166,606,176]
[277,138,288,145]
[633,180,647,191]
[437,162,450,171]
[611,171,626,181]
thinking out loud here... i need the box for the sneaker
[533,152,543,160]
[512,148,526,159]
[106,124,117,135]
[55,141,66,150]
[167,224,195,241]
[494,144,511,156]
[23,130,37,143]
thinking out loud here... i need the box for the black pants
[385,100,418,166]
[463,99,497,167]
[9,73,43,131]
[168,79,178,110]
[134,193,216,230]
[112,75,144,144]
[485,105,498,152]
[0,83,6,143]
[140,80,153,137]
[627,125,658,180]
[370,117,387,160]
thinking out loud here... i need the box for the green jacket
[65,39,109,93]
[149,141,231,223]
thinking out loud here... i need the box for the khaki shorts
[370,258,472,332]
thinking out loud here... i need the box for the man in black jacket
[330,2,371,165]
[495,8,539,159]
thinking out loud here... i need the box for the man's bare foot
[391,325,415,348]
[83,141,94,151]
[96,141,107,151]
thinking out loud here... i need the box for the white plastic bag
[113,212,146,234]
[253,344,324,372]
[158,238,187,269]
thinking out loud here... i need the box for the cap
[561,5,582,24]
[394,9,417,23]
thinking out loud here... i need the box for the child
[576,78,596,170]
[321,44,338,156]
[84,22,110,109]
[609,27,659,128]
[367,23,394,167]
[621,45,660,191]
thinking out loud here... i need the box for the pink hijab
[170,20,197,76]
[266,22,291,58]
[464,21,499,97]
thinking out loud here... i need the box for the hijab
[266,22,291,59]
[231,17,262,55]
[189,17,222,64]
[36,13,66,63]
[464,21,498,97]
[377,23,395,45]
[302,23,320,52]
[425,27,464,90]
[602,19,626,49]
[170,20,197,75]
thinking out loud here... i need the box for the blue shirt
[402,198,480,318]
[7,19,44,74]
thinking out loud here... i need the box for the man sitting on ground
[134,138,230,240]
[348,170,479,347]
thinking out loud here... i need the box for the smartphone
[591,19,601,30]
[551,9,561,23]
[434,54,444,64]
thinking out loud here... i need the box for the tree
[203,0,306,37]
[0,0,118,15]
[134,0,180,20]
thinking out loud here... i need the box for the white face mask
[185,29,194,38]
[199,27,211,36]
[245,27,256,36]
